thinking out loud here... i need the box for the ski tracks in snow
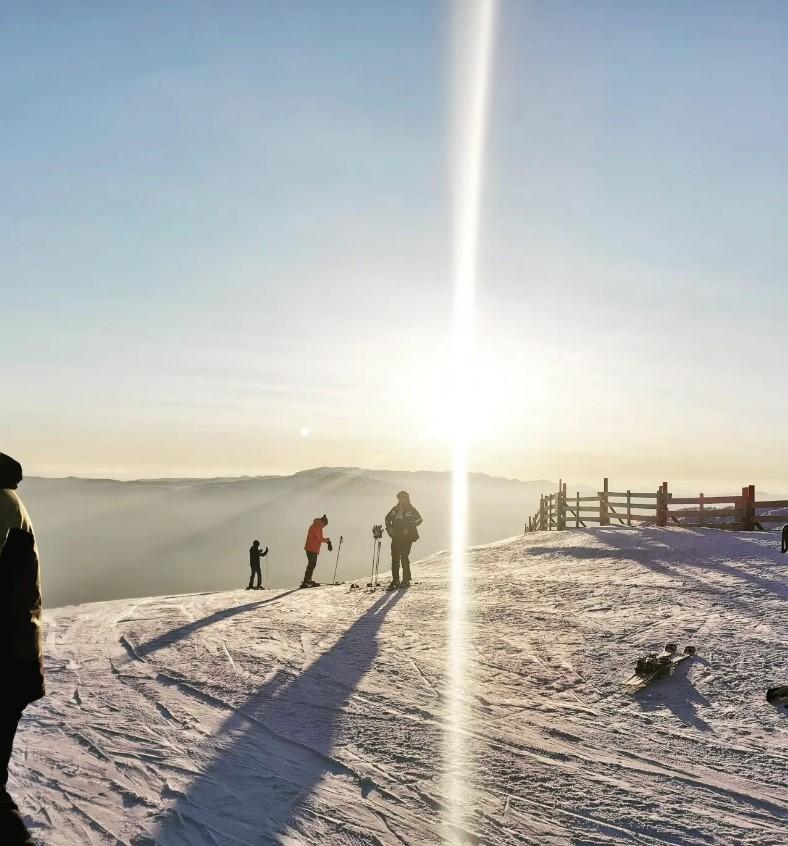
[10,527,788,845]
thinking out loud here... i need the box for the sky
[2,1,788,492]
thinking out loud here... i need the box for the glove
[327,540,333,552]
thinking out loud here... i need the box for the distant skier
[302,515,332,587]
[0,453,41,845]
[385,490,422,589]
[247,540,268,590]
[782,524,788,554]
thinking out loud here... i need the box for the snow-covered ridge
[14,528,788,845]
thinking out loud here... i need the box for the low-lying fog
[23,467,554,608]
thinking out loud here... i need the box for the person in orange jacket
[302,514,332,587]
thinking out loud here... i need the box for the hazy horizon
[22,467,553,608]
[20,463,787,499]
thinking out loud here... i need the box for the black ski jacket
[385,504,423,543]
[249,545,268,565]
[0,488,44,708]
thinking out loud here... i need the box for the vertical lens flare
[445,0,497,837]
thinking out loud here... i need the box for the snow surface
[12,527,788,845]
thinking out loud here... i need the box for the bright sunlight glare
[444,0,497,836]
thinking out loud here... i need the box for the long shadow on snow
[146,590,405,846]
[530,528,787,603]
[134,589,301,658]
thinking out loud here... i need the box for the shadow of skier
[145,589,405,845]
[132,589,300,658]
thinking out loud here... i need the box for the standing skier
[247,540,268,590]
[385,490,422,589]
[302,515,332,587]
[0,453,41,845]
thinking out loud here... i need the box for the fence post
[741,484,755,531]
[539,495,546,530]
[557,481,566,530]
[600,477,609,526]
[656,482,668,526]
[699,492,705,527]
[626,489,631,526]
[576,491,580,528]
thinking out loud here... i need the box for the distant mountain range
[23,467,561,608]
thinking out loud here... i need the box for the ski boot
[385,580,400,591]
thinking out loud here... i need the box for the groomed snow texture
[12,528,788,845]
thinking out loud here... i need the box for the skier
[302,515,332,587]
[385,490,422,589]
[782,524,787,554]
[0,453,41,845]
[247,540,268,590]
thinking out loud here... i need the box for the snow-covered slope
[13,528,788,845]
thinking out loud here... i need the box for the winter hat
[396,490,410,500]
[0,453,23,490]
[321,514,328,524]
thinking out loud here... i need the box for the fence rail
[525,479,788,533]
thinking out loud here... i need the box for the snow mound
[13,528,788,845]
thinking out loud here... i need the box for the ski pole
[374,539,381,585]
[370,537,377,586]
[266,548,270,589]
[332,535,343,584]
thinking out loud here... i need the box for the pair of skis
[623,643,696,689]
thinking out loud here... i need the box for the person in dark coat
[247,540,268,590]
[0,453,41,845]
[385,490,422,589]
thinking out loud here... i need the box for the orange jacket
[304,519,328,554]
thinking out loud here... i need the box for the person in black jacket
[385,490,422,589]
[0,453,41,845]
[247,540,268,590]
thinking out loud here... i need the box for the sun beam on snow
[445,0,497,836]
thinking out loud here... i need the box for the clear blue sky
[3,1,787,490]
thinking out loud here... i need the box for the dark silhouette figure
[302,515,331,587]
[385,490,422,589]
[247,540,268,590]
[0,453,41,845]
[782,525,788,553]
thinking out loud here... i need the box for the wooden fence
[525,478,788,533]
